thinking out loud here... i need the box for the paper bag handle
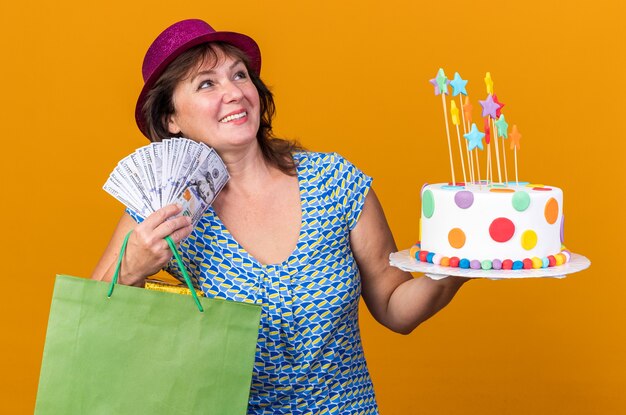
[107,231,204,312]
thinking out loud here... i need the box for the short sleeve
[124,207,196,287]
[332,153,373,231]
[125,207,144,224]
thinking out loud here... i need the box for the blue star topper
[449,72,468,96]
[464,123,485,151]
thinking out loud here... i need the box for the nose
[222,80,244,103]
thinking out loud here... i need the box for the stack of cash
[103,138,229,225]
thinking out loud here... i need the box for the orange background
[1,0,624,413]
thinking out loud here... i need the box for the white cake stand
[389,249,591,280]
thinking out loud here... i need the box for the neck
[218,142,275,195]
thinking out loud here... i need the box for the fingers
[169,222,194,244]
[153,214,193,241]
[142,204,184,231]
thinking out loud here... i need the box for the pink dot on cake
[533,187,552,191]
[489,217,516,242]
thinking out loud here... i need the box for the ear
[167,113,182,135]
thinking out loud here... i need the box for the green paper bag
[35,234,261,414]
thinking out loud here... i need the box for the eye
[198,79,215,90]
[234,70,248,81]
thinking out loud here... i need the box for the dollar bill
[103,138,230,226]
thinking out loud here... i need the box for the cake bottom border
[389,250,591,279]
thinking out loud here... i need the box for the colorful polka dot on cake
[545,198,559,224]
[489,217,515,242]
[422,190,435,218]
[448,228,466,248]
[521,230,538,250]
[512,191,530,212]
[454,191,474,209]
[442,185,465,190]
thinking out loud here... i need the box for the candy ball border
[409,242,571,270]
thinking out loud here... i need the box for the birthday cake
[413,182,570,270]
[411,70,571,271]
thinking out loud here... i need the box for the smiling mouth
[219,111,247,123]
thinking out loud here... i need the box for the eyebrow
[190,59,244,83]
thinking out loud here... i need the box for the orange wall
[1,1,624,413]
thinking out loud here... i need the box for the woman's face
[167,50,261,151]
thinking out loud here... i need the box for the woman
[92,19,469,414]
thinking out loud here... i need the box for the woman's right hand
[121,204,193,285]
[91,204,193,286]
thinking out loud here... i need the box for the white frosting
[420,183,564,261]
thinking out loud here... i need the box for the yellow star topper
[450,101,460,126]
[484,72,494,94]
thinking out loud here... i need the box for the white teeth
[219,111,247,123]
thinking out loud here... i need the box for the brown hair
[142,42,303,175]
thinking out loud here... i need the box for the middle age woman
[92,19,469,414]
